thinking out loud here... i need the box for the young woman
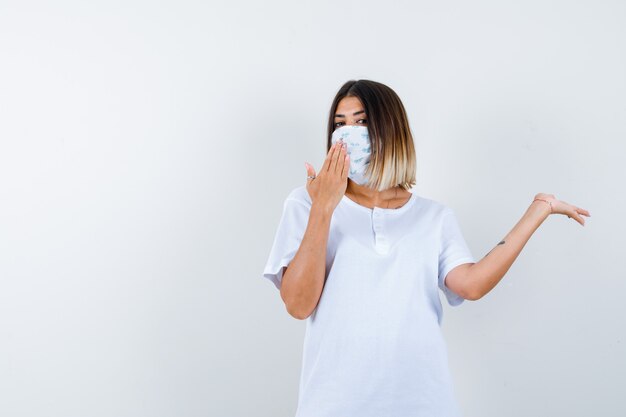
[262,79,590,417]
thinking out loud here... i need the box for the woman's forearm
[467,200,552,300]
[280,203,333,320]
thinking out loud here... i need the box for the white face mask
[331,125,372,185]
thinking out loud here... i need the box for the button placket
[372,208,388,253]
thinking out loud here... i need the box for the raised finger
[577,207,591,217]
[321,142,339,173]
[331,142,345,173]
[341,149,350,179]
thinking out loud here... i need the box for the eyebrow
[334,110,366,118]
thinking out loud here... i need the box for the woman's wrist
[533,197,552,212]
[531,196,554,217]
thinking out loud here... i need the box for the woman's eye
[334,120,366,127]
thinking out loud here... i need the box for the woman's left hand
[534,193,591,226]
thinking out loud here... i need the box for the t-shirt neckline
[341,191,418,214]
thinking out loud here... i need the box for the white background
[1,1,624,416]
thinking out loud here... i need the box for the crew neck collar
[341,191,418,214]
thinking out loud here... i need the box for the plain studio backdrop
[0,1,624,416]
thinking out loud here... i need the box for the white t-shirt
[262,185,476,417]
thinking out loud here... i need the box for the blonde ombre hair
[326,79,417,192]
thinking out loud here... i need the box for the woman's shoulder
[284,185,312,208]
[411,193,455,217]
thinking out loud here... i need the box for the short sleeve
[438,208,476,306]
[262,197,310,290]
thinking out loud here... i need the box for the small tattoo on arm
[484,240,506,258]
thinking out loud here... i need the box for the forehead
[335,96,365,116]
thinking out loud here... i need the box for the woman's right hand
[305,140,350,213]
